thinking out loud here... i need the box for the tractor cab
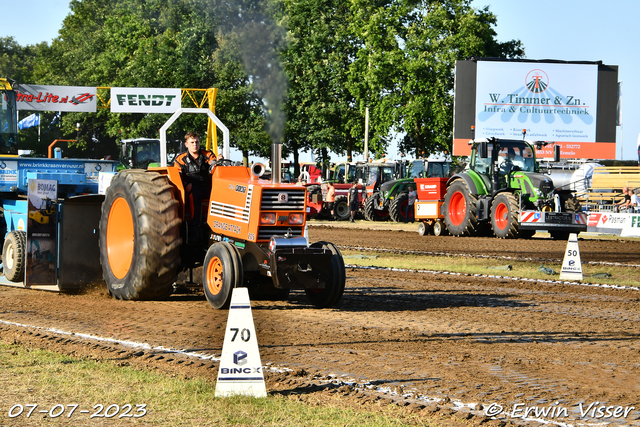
[119,138,181,170]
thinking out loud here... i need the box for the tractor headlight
[260,213,276,225]
[288,213,304,225]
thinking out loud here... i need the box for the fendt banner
[110,87,181,113]
[453,59,619,159]
[16,84,97,112]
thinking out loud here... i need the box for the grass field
[0,341,450,427]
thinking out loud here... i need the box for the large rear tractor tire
[333,195,350,221]
[203,242,243,309]
[443,180,479,236]
[305,241,345,308]
[99,170,182,300]
[491,192,519,239]
[364,192,389,221]
[2,230,26,282]
[389,193,409,223]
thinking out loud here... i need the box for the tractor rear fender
[447,173,480,195]
[149,166,186,216]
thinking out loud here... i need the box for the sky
[2,0,640,161]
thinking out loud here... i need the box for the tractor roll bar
[159,108,230,167]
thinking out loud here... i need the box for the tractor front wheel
[203,242,243,309]
[389,193,409,223]
[491,193,519,239]
[364,192,389,221]
[333,196,350,221]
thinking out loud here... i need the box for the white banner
[17,84,97,112]
[475,61,598,142]
[111,87,180,113]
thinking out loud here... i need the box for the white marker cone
[559,233,583,281]
[215,288,267,398]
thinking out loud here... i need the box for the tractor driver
[174,132,216,243]
[499,148,523,174]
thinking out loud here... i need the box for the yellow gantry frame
[96,87,218,153]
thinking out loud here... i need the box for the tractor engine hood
[380,180,397,194]
[523,172,554,196]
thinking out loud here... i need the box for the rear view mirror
[479,140,488,158]
[553,145,560,162]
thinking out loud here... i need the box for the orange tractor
[99,109,345,309]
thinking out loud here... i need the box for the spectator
[630,189,640,212]
[326,182,336,220]
[348,182,359,223]
[405,185,417,223]
[615,186,632,212]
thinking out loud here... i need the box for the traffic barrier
[559,233,583,281]
[214,288,267,398]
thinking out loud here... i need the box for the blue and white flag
[49,112,61,129]
[18,113,40,130]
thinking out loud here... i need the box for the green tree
[31,0,269,160]
[282,0,366,173]
[212,33,272,164]
[0,36,42,84]
[347,0,524,158]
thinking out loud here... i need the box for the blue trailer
[1,78,117,291]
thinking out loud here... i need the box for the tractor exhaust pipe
[271,143,282,184]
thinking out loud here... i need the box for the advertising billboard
[16,84,97,112]
[110,87,181,113]
[453,59,619,159]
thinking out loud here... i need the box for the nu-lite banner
[111,87,181,113]
[16,84,97,112]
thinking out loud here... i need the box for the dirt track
[1,224,640,425]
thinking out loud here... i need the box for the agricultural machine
[99,108,345,309]
[0,78,118,290]
[1,79,345,309]
[414,177,450,236]
[363,160,407,221]
[375,159,452,223]
[441,137,587,239]
[306,161,367,220]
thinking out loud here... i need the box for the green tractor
[118,138,181,170]
[442,138,586,239]
[365,159,452,222]
[363,160,406,221]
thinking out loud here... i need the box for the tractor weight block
[268,247,333,290]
